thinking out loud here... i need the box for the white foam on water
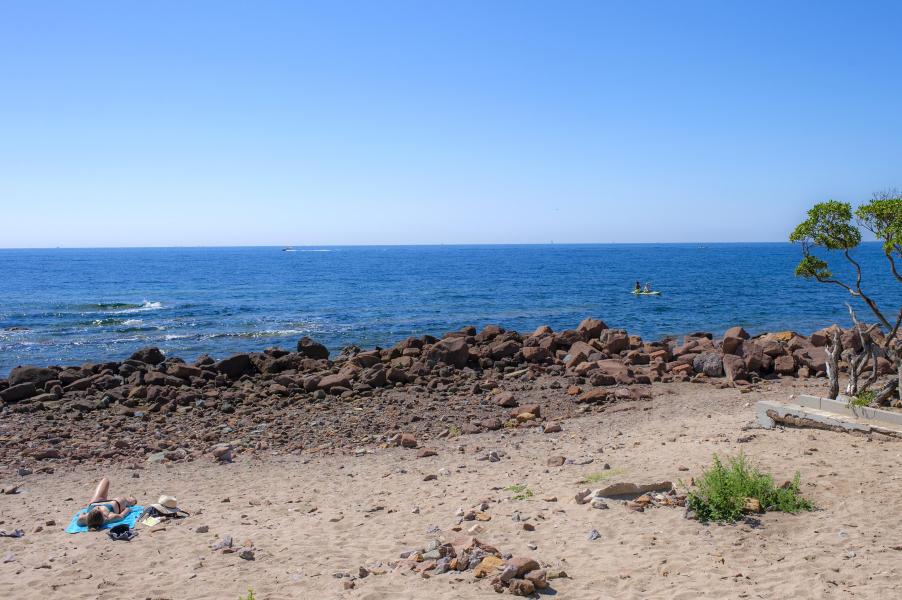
[112,300,164,314]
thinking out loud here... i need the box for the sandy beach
[4,3,901,598]
[2,378,900,600]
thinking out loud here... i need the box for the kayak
[631,290,662,295]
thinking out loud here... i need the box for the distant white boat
[282,246,297,252]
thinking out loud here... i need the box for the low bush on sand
[505,484,534,500]
[686,454,813,523]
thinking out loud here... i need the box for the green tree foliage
[790,192,901,404]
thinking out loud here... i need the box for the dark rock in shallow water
[194,354,215,367]
[0,382,37,403]
[297,337,329,360]
[8,366,57,387]
[129,347,165,365]
[214,354,256,380]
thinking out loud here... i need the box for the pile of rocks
[0,319,869,465]
[389,535,556,596]
[576,482,686,513]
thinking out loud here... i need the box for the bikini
[88,499,122,513]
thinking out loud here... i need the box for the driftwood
[825,329,842,400]
[845,303,880,398]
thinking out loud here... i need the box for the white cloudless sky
[1,1,900,247]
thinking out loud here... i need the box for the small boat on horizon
[282,246,297,252]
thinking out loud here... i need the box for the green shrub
[238,590,255,600]
[686,454,813,523]
[848,390,875,407]
[505,484,534,500]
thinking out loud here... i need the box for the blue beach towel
[65,505,144,534]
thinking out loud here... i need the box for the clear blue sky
[1,1,900,247]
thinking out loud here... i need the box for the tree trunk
[825,330,842,400]
[874,376,899,406]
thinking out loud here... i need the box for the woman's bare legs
[89,478,110,504]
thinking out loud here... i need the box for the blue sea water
[0,244,896,375]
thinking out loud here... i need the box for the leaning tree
[789,190,901,404]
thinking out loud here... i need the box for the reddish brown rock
[565,341,597,369]
[591,359,635,385]
[494,391,518,408]
[524,569,548,589]
[521,346,550,363]
[318,373,351,391]
[297,336,329,359]
[511,403,541,418]
[722,354,749,381]
[599,329,630,354]
[427,337,470,368]
[507,556,540,577]
[577,388,611,403]
[721,336,745,355]
[774,354,796,375]
[577,317,607,340]
[489,340,520,360]
[508,579,535,596]
[723,326,750,340]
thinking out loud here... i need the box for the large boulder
[740,341,767,373]
[144,371,185,387]
[599,329,630,355]
[723,326,750,340]
[810,325,841,348]
[349,351,381,368]
[577,318,608,340]
[721,336,745,355]
[722,354,749,381]
[589,359,635,385]
[427,337,470,368]
[564,341,597,369]
[214,354,256,380]
[297,337,329,360]
[794,347,826,373]
[841,329,863,352]
[8,366,57,387]
[129,347,165,365]
[692,353,724,377]
[317,373,352,391]
[773,354,796,375]
[489,340,521,360]
[521,346,550,363]
[474,324,504,344]
[554,329,583,349]
[167,363,203,380]
[0,382,37,403]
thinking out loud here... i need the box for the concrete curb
[757,396,902,437]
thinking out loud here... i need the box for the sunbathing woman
[76,478,137,529]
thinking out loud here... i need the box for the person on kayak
[643,282,652,293]
[634,281,641,292]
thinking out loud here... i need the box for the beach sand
[1,380,900,599]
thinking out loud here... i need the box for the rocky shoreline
[1,318,891,467]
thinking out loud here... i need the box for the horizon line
[0,240,886,251]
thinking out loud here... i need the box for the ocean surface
[0,244,896,375]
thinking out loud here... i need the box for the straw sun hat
[150,495,184,516]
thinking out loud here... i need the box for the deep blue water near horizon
[0,243,897,376]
